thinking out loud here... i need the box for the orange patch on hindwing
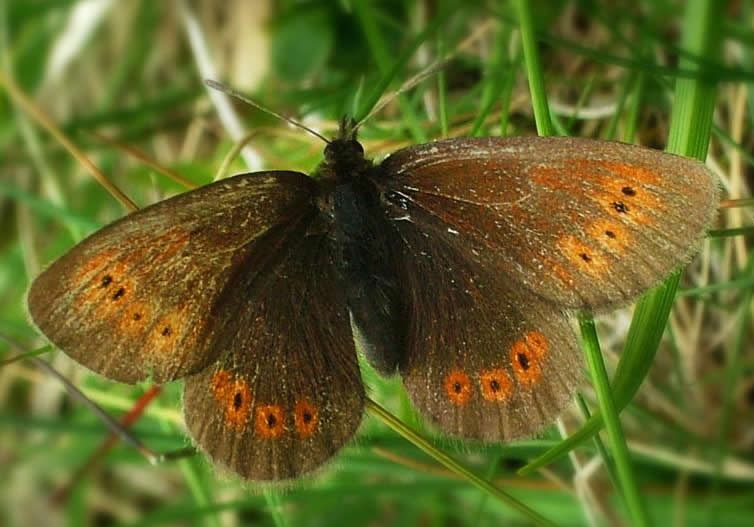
[294,399,319,439]
[210,370,232,396]
[444,369,472,406]
[210,370,253,430]
[479,368,513,402]
[510,331,549,388]
[255,405,286,439]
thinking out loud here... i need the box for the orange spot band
[255,404,285,439]
[444,369,472,406]
[510,331,549,389]
[294,399,319,439]
[211,370,252,430]
[479,368,514,402]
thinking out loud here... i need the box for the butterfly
[27,118,719,480]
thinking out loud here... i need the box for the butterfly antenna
[353,58,452,132]
[205,79,330,144]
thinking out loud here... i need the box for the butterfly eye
[349,140,364,155]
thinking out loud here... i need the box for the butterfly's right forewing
[28,171,317,383]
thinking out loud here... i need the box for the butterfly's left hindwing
[28,171,316,383]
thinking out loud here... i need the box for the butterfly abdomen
[333,176,406,375]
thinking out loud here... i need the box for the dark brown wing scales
[379,136,718,310]
[28,172,316,383]
[388,212,581,439]
[183,230,365,481]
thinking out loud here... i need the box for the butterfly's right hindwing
[183,228,365,481]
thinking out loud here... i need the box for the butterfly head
[320,117,371,183]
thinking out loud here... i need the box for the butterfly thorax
[323,133,405,375]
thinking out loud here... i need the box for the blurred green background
[1,1,753,526]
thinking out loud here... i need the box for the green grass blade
[366,399,561,527]
[519,0,721,476]
[351,0,456,131]
[513,0,553,136]
[580,317,652,526]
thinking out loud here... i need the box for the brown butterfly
[28,119,719,480]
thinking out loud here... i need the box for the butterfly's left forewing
[378,136,718,311]
[371,135,718,440]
